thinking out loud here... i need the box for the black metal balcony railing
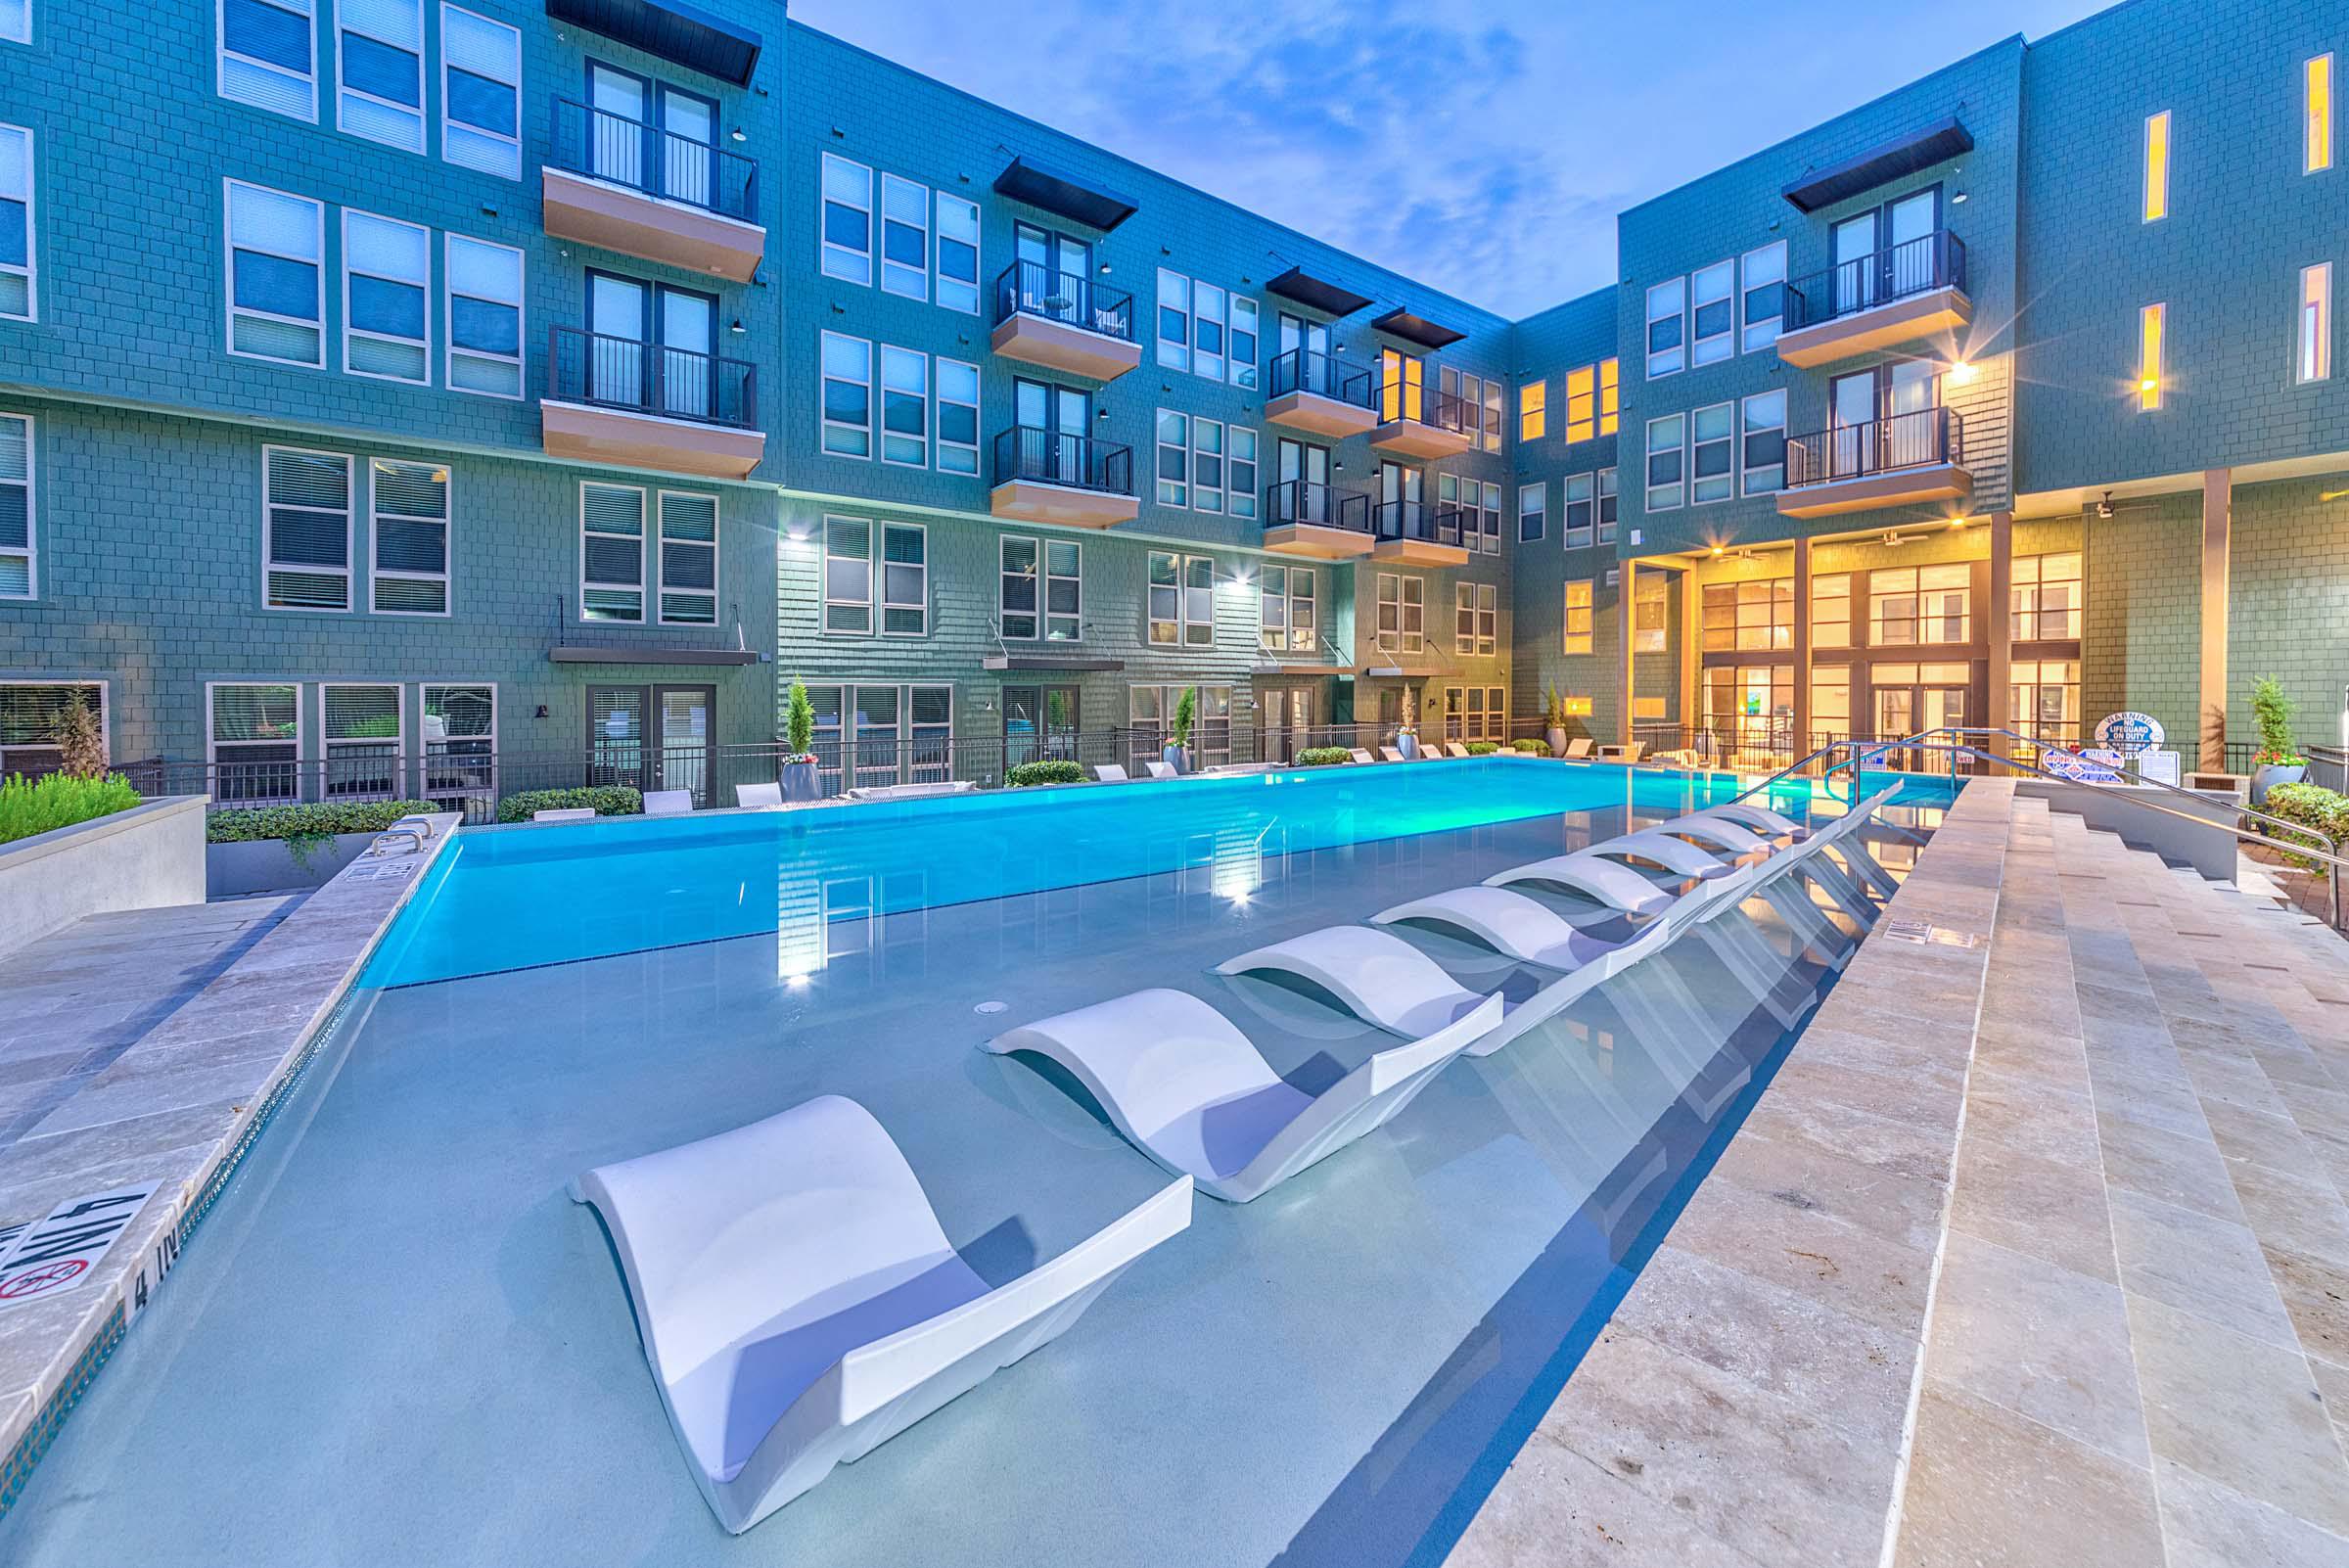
[1785,405,1963,487]
[1784,230,1967,331]
[1267,348,1377,408]
[993,259,1136,343]
[992,426,1133,494]
[1371,500,1462,546]
[1265,480,1372,531]
[547,326,760,429]
[1378,383,1475,436]
[547,98,759,221]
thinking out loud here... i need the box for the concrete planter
[0,795,208,956]
[205,831,379,898]
[780,760,821,803]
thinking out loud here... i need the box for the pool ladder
[367,814,438,857]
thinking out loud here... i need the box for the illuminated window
[1812,573,1852,649]
[1632,572,1669,654]
[2310,54,2335,173]
[1870,563,1970,645]
[2138,302,2165,410]
[2009,660,2082,749]
[2142,111,2170,221]
[1701,577,1793,652]
[1519,380,1546,441]
[2299,263,2332,384]
[2011,552,2083,640]
[1811,667,1851,735]
[1599,358,1619,435]
[1564,364,1595,441]
[1564,579,1593,654]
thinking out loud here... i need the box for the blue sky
[791,0,2115,318]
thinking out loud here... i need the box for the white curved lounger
[1486,853,1677,918]
[734,781,783,808]
[987,988,1499,1202]
[1144,760,1177,779]
[1601,829,1739,881]
[571,1096,1192,1534]
[1374,885,1633,977]
[1696,801,1810,842]
[1092,762,1130,782]
[1662,815,1777,859]
[1216,925,1492,1038]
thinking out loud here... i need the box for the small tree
[2251,674,2304,765]
[52,699,108,778]
[1171,686,1197,750]
[785,677,816,759]
[1545,681,1567,729]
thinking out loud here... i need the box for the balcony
[541,99,763,282]
[1264,350,1380,438]
[1775,231,1971,368]
[990,260,1141,382]
[1777,406,1970,518]
[540,327,764,481]
[1370,385,1475,458]
[1261,481,1375,560]
[1371,500,1469,566]
[990,427,1138,528]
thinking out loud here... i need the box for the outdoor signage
[0,1186,160,1309]
[2094,712,2166,755]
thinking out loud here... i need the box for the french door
[587,684,715,804]
[1013,377,1090,482]
[1003,685,1081,768]
[1831,187,1940,314]
[1827,360,1939,477]
[1262,684,1319,761]
[1275,438,1330,522]
[1012,222,1092,326]
[586,272,717,418]
[586,64,718,206]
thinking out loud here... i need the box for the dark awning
[984,653,1126,672]
[1267,266,1373,318]
[543,0,760,85]
[1782,118,1974,212]
[1369,307,1466,350]
[549,645,763,666]
[991,158,1138,232]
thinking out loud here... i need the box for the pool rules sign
[0,1186,160,1308]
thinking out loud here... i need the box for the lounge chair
[1601,828,1741,881]
[571,1095,1192,1532]
[1144,760,1177,779]
[532,807,596,822]
[1659,815,1779,861]
[735,782,783,808]
[1418,741,1450,759]
[1561,738,1593,761]
[1093,762,1130,782]
[1378,746,1408,762]
[986,988,1498,1202]
[1486,853,1679,918]
[1348,748,1377,764]
[644,790,693,815]
[1596,742,1646,763]
[847,781,976,802]
[1216,925,1492,1038]
[1693,800,1811,843]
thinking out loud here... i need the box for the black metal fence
[1265,481,1372,532]
[993,259,1135,342]
[1784,229,1967,330]
[1373,500,1463,547]
[992,426,1133,494]
[1786,405,1962,487]
[1267,348,1377,407]
[546,326,760,429]
[1383,383,1476,436]
[546,97,759,220]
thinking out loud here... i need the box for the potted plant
[781,677,822,803]
[1396,689,1420,759]
[2249,674,2306,804]
[1543,682,1569,758]
[1165,687,1196,774]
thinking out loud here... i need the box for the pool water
[6,762,1950,1568]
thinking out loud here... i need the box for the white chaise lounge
[1216,925,1493,1038]
[1561,738,1593,761]
[1660,815,1779,861]
[533,807,595,822]
[1378,746,1408,762]
[1348,748,1377,764]
[986,988,1499,1202]
[1485,853,1680,917]
[571,1095,1192,1533]
[735,781,783,808]
[1145,760,1178,779]
[644,790,693,815]
[1093,763,1130,782]
[1695,800,1811,843]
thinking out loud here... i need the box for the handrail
[546,97,759,220]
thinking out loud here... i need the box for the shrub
[1006,760,1086,788]
[1463,741,1500,756]
[1544,681,1567,729]
[2264,781,2347,873]
[496,786,643,823]
[785,677,816,759]
[2251,674,2304,766]
[1295,747,1351,767]
[1172,686,1196,749]
[0,771,142,846]
[53,700,109,777]
[1512,738,1547,754]
[207,799,436,844]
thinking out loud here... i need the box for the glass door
[1013,223,1091,325]
[1885,359,1937,467]
[659,86,717,208]
[1014,378,1089,484]
[1002,684,1080,768]
[1832,211,1876,316]
[658,286,716,420]
[1276,438,1329,522]
[587,272,647,405]
[587,63,648,189]
[657,684,713,803]
[1886,188,1939,294]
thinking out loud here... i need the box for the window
[2310,54,2335,173]
[420,683,494,812]
[1690,402,1733,503]
[2009,660,2082,749]
[1229,297,1259,389]
[1193,281,1225,382]
[369,456,447,614]
[0,684,102,775]
[936,194,979,313]
[1562,473,1593,548]
[1454,581,1497,657]
[1041,538,1081,641]
[2142,110,2171,222]
[2138,301,2165,410]
[936,357,979,474]
[1191,418,1224,515]
[1645,277,1684,377]
[0,0,20,41]
[1633,573,1668,653]
[1690,260,1733,366]
[820,154,871,284]
[445,233,522,396]
[342,210,428,383]
[1259,565,1315,652]
[2010,552,2082,641]
[1375,573,1423,654]
[1518,483,1545,542]
[209,683,301,804]
[1381,347,1423,423]
[1812,667,1850,736]
[1154,410,1188,507]
[321,683,402,798]
[1870,563,1970,644]
[1702,578,1793,652]
[1644,414,1684,511]
[1228,428,1259,520]
[879,346,928,466]
[1740,390,1786,494]
[1599,358,1619,434]
[441,6,520,177]
[820,331,872,456]
[872,520,922,635]
[2298,263,2332,384]
[0,124,29,321]
[1147,550,1213,646]
[227,180,323,365]
[0,413,30,598]
[659,490,718,625]
[1813,573,1852,649]
[1483,380,1503,453]
[1480,480,1502,555]
[1519,381,1546,441]
[1740,242,1785,351]
[1564,365,1594,442]
[877,173,927,300]
[580,482,645,622]
[1596,467,1618,543]
[1443,369,1487,447]
[821,515,871,634]
[263,445,350,609]
[337,0,423,153]
[998,534,1039,639]
[1156,269,1189,371]
[1564,579,1592,654]
[1000,534,1081,642]
[220,0,316,119]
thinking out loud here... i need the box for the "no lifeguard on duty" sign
[0,1186,160,1309]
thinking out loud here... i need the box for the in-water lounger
[1485,853,1679,918]
[1694,800,1810,842]
[1144,760,1178,779]
[1659,815,1778,860]
[734,782,783,808]
[571,1095,1191,1534]
[985,987,1499,1203]
[1092,763,1130,782]
[1373,884,1636,978]
[1216,925,1492,1038]
[1598,828,1740,881]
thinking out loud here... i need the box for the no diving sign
[0,1186,159,1309]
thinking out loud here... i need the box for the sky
[789,0,2118,319]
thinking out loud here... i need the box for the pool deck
[1449,778,2349,1568]
[0,815,460,1504]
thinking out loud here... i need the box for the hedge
[1463,741,1500,756]
[1295,747,1351,767]
[1007,760,1086,788]
[2264,781,2347,873]
[1511,738,1547,754]
[0,772,143,847]
[497,786,643,823]
[207,799,436,844]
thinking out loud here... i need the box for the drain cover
[973,1000,1008,1015]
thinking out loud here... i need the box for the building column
[1617,563,1639,746]
[1678,568,1700,748]
[1985,510,2013,761]
[1791,536,1813,764]
[2200,469,2232,772]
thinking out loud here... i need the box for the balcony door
[1276,313,1328,358]
[1277,312,1329,394]
[1014,377,1089,484]
[1829,360,1939,477]
[1380,347,1424,422]
[1013,222,1091,325]
[588,272,716,418]
[1276,438,1329,522]
[1832,186,1940,314]
[586,64,717,207]
[1379,461,1420,535]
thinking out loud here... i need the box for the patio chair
[532,807,596,822]
[644,790,693,815]
[1216,925,1492,1039]
[1420,742,1454,759]
[735,781,783,808]
[1561,738,1593,761]
[1092,762,1130,782]
[571,1095,1192,1532]
[985,988,1498,1202]
[1144,760,1177,779]
[1377,746,1408,762]
[1595,741,1646,763]
[1347,748,1377,764]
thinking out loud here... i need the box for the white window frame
[880,173,928,300]
[1453,581,1497,658]
[336,0,426,155]
[1645,414,1684,512]
[1741,389,1787,495]
[420,681,496,811]
[1376,572,1424,655]
[225,178,324,367]
[1478,481,1502,556]
[1157,269,1190,372]
[1519,380,1546,442]
[879,344,928,467]
[1597,467,1618,544]
[0,123,31,322]
[1482,380,1503,453]
[1562,472,1593,549]
[1690,400,1734,504]
[1193,281,1225,383]
[0,411,32,599]
[935,193,979,314]
[1690,259,1734,366]
[657,489,719,626]
[999,533,1042,641]
[1,0,25,43]
[1645,275,1685,378]
[1154,409,1188,508]
[935,355,979,474]
[443,232,523,398]
[1564,579,1593,655]
[1739,241,1785,351]
[820,153,872,285]
[341,208,430,384]
[207,679,306,806]
[368,455,450,615]
[820,330,873,458]
[821,514,873,635]
[579,481,647,623]
[1517,482,1545,543]
[218,0,318,121]
[319,681,405,800]
[1042,536,1081,641]
[879,520,926,637]
[1258,563,1316,652]
[2298,262,2332,384]
[261,443,352,611]
[440,5,521,179]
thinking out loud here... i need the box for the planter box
[0,795,208,956]
[206,831,379,899]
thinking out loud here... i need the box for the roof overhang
[991,158,1138,232]
[543,0,760,85]
[1782,118,1974,212]
[1267,266,1373,317]
[549,645,763,666]
[983,653,1127,672]
[1369,308,1466,350]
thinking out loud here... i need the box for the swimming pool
[7,761,1950,1567]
